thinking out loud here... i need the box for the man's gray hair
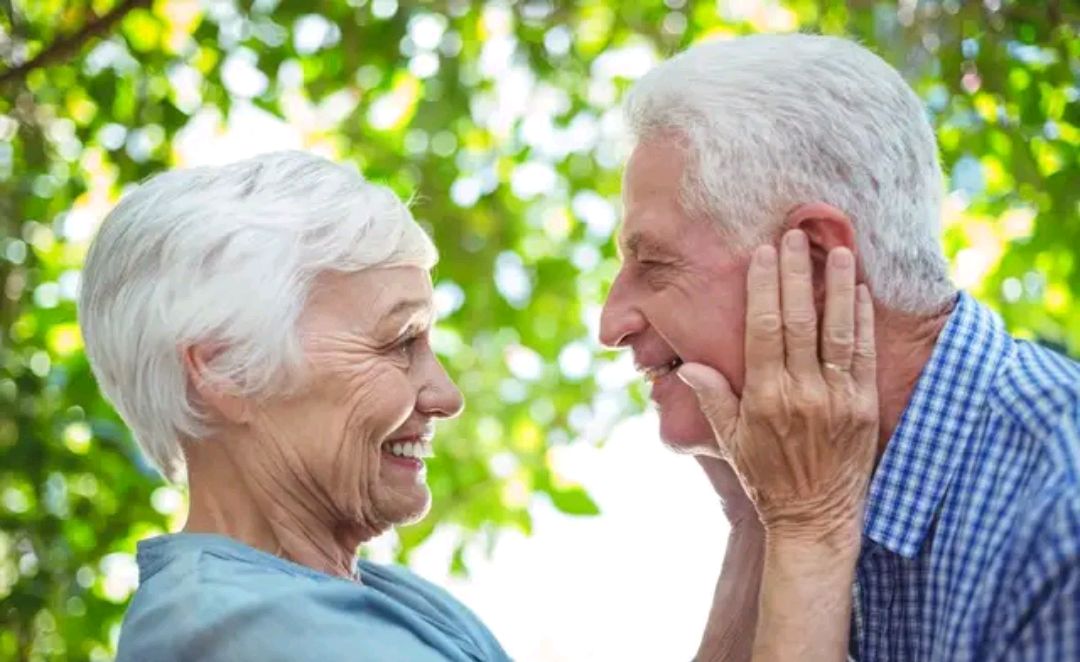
[624,34,955,313]
[78,151,437,480]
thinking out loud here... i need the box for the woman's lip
[381,452,424,471]
[383,435,431,445]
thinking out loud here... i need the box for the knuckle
[750,311,782,334]
[857,401,878,424]
[698,400,721,420]
[855,343,878,363]
[793,380,827,408]
[744,389,779,417]
[784,312,817,335]
[824,324,854,344]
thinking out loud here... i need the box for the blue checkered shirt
[849,292,1080,661]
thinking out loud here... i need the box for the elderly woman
[80,151,507,661]
[80,150,877,661]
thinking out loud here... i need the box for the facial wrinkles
[306,328,416,538]
[242,406,345,549]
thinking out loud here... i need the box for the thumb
[677,362,739,443]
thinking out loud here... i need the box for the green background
[1,0,1077,659]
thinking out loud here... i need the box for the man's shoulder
[988,340,1080,561]
[989,339,1080,465]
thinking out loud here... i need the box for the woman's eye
[396,334,421,357]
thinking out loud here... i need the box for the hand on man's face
[679,230,879,543]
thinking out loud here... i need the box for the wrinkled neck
[873,299,954,458]
[180,434,364,580]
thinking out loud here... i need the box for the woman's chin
[373,480,432,527]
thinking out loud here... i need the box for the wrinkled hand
[679,230,878,542]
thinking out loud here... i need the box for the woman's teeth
[385,440,434,459]
[644,357,684,382]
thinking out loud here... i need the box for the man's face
[600,138,753,455]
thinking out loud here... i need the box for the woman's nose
[417,359,464,419]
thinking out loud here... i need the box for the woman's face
[247,266,463,540]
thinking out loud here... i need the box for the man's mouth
[637,356,684,382]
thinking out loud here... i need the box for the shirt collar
[862,292,1011,558]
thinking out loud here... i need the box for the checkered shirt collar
[862,292,1011,558]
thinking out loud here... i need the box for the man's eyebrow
[621,230,675,259]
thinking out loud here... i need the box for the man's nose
[599,272,645,348]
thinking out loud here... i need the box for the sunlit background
[2,0,1077,660]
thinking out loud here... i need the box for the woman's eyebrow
[376,298,433,333]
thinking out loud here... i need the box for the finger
[780,230,821,377]
[851,284,877,386]
[744,244,783,383]
[678,362,739,450]
[820,247,856,377]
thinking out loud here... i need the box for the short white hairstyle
[624,34,955,313]
[78,151,437,481]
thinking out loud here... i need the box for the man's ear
[784,202,860,306]
[181,343,251,425]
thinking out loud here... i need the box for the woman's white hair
[624,34,955,313]
[78,151,437,481]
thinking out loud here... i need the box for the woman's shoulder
[354,558,510,661]
[116,534,509,662]
[117,533,347,661]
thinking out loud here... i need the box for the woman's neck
[181,435,364,579]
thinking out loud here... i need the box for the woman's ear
[784,202,860,310]
[181,343,251,425]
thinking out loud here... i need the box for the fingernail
[754,245,777,268]
[831,248,852,269]
[857,284,870,302]
[786,230,807,251]
[676,364,704,391]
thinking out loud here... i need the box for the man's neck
[873,299,955,457]
[181,436,364,579]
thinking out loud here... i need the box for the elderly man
[602,34,1080,660]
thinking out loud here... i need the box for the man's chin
[657,412,720,457]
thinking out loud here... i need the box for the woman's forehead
[306,267,434,332]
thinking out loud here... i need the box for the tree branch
[0,0,151,87]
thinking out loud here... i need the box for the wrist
[760,497,865,554]
[764,519,863,569]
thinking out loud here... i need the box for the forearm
[752,531,860,662]
[695,521,765,662]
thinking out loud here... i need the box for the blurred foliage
[0,0,1076,659]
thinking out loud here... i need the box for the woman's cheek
[345,360,415,434]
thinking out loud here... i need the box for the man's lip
[634,355,684,380]
[634,358,678,371]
